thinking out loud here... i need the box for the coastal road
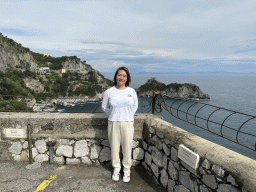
[0,161,166,192]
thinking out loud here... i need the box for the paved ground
[0,161,166,192]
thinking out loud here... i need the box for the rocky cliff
[0,33,113,98]
[136,77,210,99]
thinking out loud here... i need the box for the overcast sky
[1,0,256,74]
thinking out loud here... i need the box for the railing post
[152,90,155,114]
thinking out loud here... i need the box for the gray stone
[145,152,152,166]
[202,159,211,170]
[74,140,89,157]
[142,141,148,150]
[174,162,179,169]
[132,140,139,148]
[171,147,178,161]
[9,141,22,155]
[181,160,200,177]
[101,140,110,147]
[168,161,178,180]
[132,159,140,166]
[167,179,175,192]
[90,144,102,159]
[22,141,28,149]
[31,147,38,158]
[69,140,75,145]
[179,171,195,192]
[212,165,225,177]
[199,166,207,175]
[160,169,168,188]
[163,142,170,156]
[81,156,92,164]
[202,174,218,189]
[148,146,152,153]
[152,148,164,167]
[200,185,210,192]
[174,185,190,192]
[149,126,155,134]
[35,140,47,154]
[227,174,238,186]
[86,139,98,146]
[56,145,73,158]
[151,163,159,178]
[142,162,149,171]
[67,158,80,164]
[163,155,168,170]
[57,139,70,145]
[133,147,144,160]
[156,130,164,139]
[54,156,64,164]
[151,135,162,150]
[99,146,111,162]
[217,184,241,192]
[13,154,21,161]
[35,154,49,162]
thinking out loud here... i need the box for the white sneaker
[112,172,120,181]
[123,172,130,182]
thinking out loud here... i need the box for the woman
[101,66,138,182]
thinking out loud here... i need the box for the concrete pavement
[0,161,166,192]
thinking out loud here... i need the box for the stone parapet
[0,112,255,192]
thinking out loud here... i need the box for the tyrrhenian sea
[105,74,256,160]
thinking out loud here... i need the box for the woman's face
[116,69,127,87]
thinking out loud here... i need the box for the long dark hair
[114,66,131,87]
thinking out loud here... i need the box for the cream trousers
[108,121,134,174]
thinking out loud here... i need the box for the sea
[59,74,256,160]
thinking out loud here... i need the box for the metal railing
[138,91,256,151]
[1,93,255,151]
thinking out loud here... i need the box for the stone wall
[0,113,255,192]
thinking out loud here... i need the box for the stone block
[217,184,241,192]
[35,140,47,154]
[54,156,64,165]
[160,169,168,188]
[142,141,148,150]
[9,141,22,155]
[167,179,175,192]
[74,140,89,157]
[199,166,207,175]
[81,156,92,164]
[150,135,162,150]
[227,174,238,187]
[152,148,164,167]
[101,140,110,147]
[151,163,159,178]
[35,154,49,163]
[163,142,170,156]
[133,148,144,160]
[202,175,218,189]
[174,185,190,192]
[179,171,195,192]
[132,140,139,148]
[148,146,152,153]
[31,147,38,158]
[212,165,225,178]
[13,154,21,161]
[56,145,73,158]
[20,151,28,161]
[90,144,102,159]
[56,139,70,145]
[168,161,178,180]
[22,141,28,149]
[171,147,178,161]
[202,159,211,170]
[163,155,168,170]
[145,152,152,166]
[67,158,80,164]
[200,185,210,192]
[99,146,111,162]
